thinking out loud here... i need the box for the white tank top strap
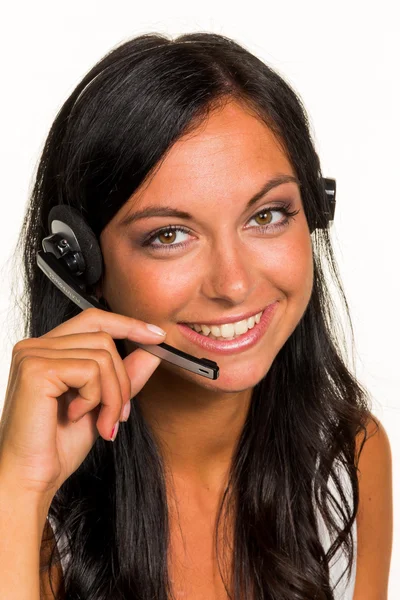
[47,514,71,577]
[313,456,357,599]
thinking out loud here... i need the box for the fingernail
[145,323,166,336]
[121,400,131,421]
[110,421,119,442]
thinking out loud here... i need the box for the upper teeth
[187,311,263,338]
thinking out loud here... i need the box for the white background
[0,1,398,596]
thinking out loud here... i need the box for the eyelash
[141,202,300,252]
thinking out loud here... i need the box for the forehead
[119,101,294,219]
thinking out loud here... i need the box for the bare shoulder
[353,414,393,600]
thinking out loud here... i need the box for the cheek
[104,250,196,321]
[138,267,195,315]
[259,232,313,302]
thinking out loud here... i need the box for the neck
[136,364,253,489]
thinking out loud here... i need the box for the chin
[158,352,273,394]
[212,359,273,392]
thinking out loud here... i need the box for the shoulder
[353,414,393,600]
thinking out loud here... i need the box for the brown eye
[142,225,192,251]
[247,203,300,233]
[158,230,177,244]
[254,210,273,226]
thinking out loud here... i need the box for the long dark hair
[11,32,375,599]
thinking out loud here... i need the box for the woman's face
[98,100,314,393]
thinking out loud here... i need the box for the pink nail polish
[121,400,131,421]
[110,421,119,441]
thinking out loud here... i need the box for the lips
[176,301,279,356]
[181,307,266,327]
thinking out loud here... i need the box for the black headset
[36,177,336,381]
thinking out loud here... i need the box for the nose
[200,235,256,306]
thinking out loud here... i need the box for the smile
[186,310,263,341]
[177,302,279,356]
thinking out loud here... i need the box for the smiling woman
[6,31,392,600]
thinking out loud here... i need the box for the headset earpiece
[43,205,103,286]
[323,177,336,222]
[309,177,336,234]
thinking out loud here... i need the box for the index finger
[41,307,166,342]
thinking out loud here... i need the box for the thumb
[122,347,162,397]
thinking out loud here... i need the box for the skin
[96,99,314,496]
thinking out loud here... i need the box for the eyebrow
[118,174,300,228]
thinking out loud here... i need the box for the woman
[0,32,392,599]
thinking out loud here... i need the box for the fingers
[0,308,168,498]
[11,348,120,442]
[9,307,168,438]
[13,333,131,416]
[10,335,164,441]
[41,307,166,344]
[122,348,162,398]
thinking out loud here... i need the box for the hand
[0,307,166,503]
